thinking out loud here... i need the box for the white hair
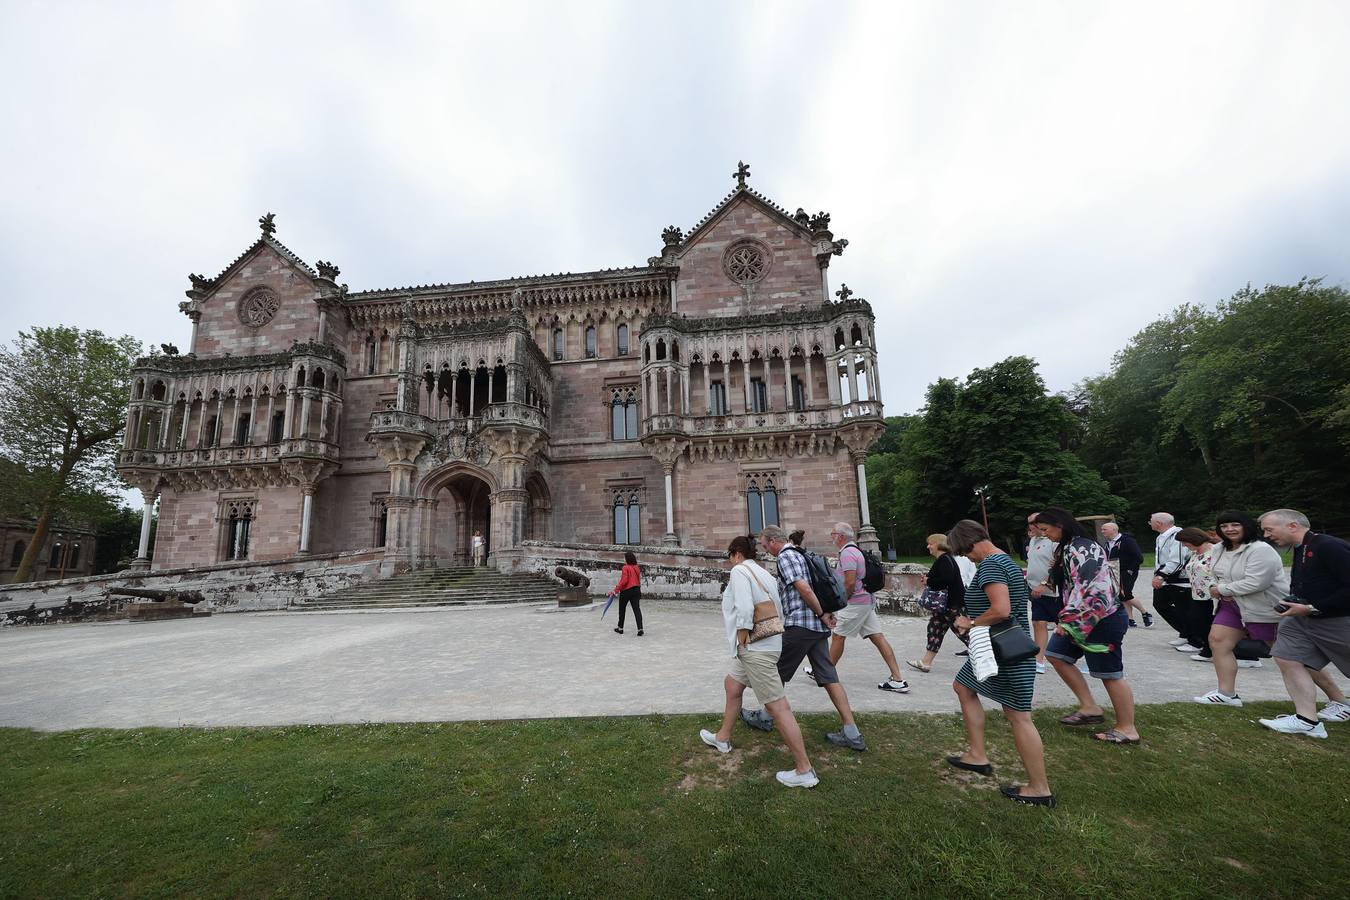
[1150,512,1174,526]
[1101,521,1119,534]
[1260,508,1310,528]
[833,522,856,540]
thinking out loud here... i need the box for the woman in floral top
[1035,507,1141,745]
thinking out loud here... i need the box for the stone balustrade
[117,438,340,469]
[641,400,882,436]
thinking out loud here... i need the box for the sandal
[906,659,931,673]
[1093,729,1141,745]
[1058,711,1105,727]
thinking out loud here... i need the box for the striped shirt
[776,545,827,633]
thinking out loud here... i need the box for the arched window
[851,323,864,346]
[134,380,145,400]
[376,505,388,548]
[226,505,252,560]
[614,493,641,544]
[270,411,285,442]
[206,415,219,447]
[9,539,25,568]
[610,389,639,441]
[656,340,667,361]
[746,477,780,534]
[366,336,377,375]
[553,329,564,361]
[49,542,63,568]
[235,413,252,445]
[151,381,167,401]
[585,325,596,359]
[617,323,630,356]
[69,543,80,570]
[311,368,325,390]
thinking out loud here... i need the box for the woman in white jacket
[699,535,817,788]
[1193,511,1287,707]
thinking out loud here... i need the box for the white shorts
[833,602,883,639]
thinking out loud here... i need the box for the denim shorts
[1031,593,1063,623]
[1045,607,1129,680]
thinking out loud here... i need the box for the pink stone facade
[117,173,885,575]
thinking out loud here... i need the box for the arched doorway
[418,464,497,567]
[524,472,552,541]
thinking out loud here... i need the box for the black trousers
[618,587,643,630]
[1184,599,1215,654]
[1152,584,1191,637]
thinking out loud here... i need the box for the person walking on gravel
[826,522,910,695]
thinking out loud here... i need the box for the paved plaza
[2,597,1331,731]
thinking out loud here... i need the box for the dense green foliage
[1077,279,1350,533]
[3,707,1345,898]
[872,281,1350,551]
[870,357,1122,553]
[0,326,142,580]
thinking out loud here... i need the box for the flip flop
[1058,711,1105,726]
[1093,729,1141,745]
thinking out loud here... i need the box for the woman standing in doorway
[614,551,644,636]
[472,530,485,567]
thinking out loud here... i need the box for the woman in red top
[614,551,644,636]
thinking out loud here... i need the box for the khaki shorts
[833,602,884,639]
[729,648,786,705]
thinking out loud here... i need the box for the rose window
[724,242,769,284]
[239,289,280,327]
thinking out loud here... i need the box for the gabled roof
[678,183,815,251]
[191,232,318,299]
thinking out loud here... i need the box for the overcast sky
[4,0,1349,416]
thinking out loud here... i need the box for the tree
[0,327,142,582]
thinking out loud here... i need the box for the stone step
[292,567,562,612]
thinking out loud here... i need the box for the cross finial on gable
[733,161,751,189]
[259,212,276,236]
[835,283,853,302]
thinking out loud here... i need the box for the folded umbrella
[601,591,616,618]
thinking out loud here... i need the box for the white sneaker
[1175,643,1201,653]
[1193,690,1243,707]
[1319,700,1350,723]
[1258,714,1329,739]
[1190,654,1213,663]
[1168,638,1188,647]
[878,678,910,694]
[1237,659,1263,669]
[1035,661,1046,675]
[699,729,731,753]
[775,767,820,788]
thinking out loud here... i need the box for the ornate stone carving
[188,273,213,292]
[258,212,276,236]
[835,284,853,303]
[431,427,493,467]
[316,260,341,279]
[661,226,683,247]
[239,288,280,327]
[733,160,751,188]
[723,240,769,285]
[793,208,811,228]
[808,211,831,231]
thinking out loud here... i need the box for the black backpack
[843,542,887,593]
[781,546,845,614]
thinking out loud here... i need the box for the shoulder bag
[988,618,1039,665]
[745,568,785,643]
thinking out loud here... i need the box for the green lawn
[3,705,1345,898]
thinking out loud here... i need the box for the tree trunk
[14,500,52,583]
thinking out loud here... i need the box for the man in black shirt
[1101,521,1150,627]
[1257,508,1350,738]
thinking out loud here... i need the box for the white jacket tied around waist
[721,559,783,656]
[1209,541,1290,625]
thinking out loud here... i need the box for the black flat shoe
[613,628,623,634]
[1001,784,1056,807]
[945,755,993,776]
[637,630,644,636]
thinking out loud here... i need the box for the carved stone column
[128,476,161,571]
[647,438,688,546]
[479,426,546,561]
[367,416,430,574]
[840,426,884,554]
[282,459,335,557]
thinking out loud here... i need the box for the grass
[3,704,1346,898]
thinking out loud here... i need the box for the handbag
[988,618,1039,665]
[917,586,949,613]
[745,569,784,644]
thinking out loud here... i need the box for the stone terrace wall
[0,550,385,615]
[509,539,927,612]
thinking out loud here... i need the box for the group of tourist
[689,505,1350,802]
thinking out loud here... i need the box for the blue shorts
[1031,593,1063,623]
[1045,607,1128,680]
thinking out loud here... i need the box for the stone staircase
[290,566,561,612]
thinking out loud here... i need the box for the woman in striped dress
[944,519,1053,807]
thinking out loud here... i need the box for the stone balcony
[640,400,883,438]
[117,438,341,470]
[369,401,549,442]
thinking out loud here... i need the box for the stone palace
[115,165,886,578]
